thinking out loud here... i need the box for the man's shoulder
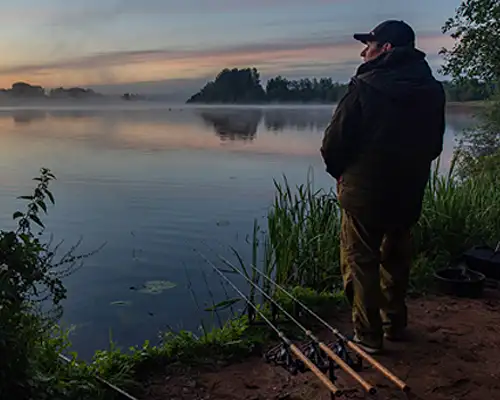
[334,79,362,112]
[341,76,373,105]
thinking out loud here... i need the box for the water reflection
[263,108,332,132]
[449,108,500,159]
[198,109,261,142]
[12,110,47,124]
[0,105,477,167]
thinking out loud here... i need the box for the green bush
[0,168,101,399]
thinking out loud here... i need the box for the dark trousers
[340,209,413,347]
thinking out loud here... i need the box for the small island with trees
[0,82,104,101]
[0,81,146,104]
[186,67,494,105]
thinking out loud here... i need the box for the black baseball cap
[353,20,415,47]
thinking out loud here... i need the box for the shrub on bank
[0,169,104,399]
[0,170,269,399]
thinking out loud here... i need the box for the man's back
[321,45,446,227]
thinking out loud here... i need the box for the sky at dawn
[0,0,462,95]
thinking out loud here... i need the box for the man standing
[320,20,446,354]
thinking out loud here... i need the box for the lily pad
[110,300,132,306]
[137,280,177,295]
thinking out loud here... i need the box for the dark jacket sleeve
[320,81,363,180]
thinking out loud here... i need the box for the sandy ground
[143,290,500,400]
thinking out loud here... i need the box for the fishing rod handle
[318,343,376,395]
[289,343,342,397]
[346,342,410,393]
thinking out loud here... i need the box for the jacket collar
[355,47,427,77]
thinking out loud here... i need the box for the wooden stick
[290,343,343,397]
[318,342,376,395]
[346,341,410,393]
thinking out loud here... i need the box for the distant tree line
[186,68,348,104]
[187,67,494,104]
[0,82,103,100]
[441,80,495,102]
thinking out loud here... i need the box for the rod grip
[346,341,410,392]
[290,344,342,397]
[319,343,376,395]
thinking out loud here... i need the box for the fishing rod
[57,353,139,400]
[249,264,410,393]
[200,254,343,398]
[218,257,376,396]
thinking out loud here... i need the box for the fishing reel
[264,343,307,375]
[264,341,329,375]
[328,339,364,372]
[264,339,363,376]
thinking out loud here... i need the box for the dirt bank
[144,290,500,400]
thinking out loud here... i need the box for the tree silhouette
[187,68,266,104]
[440,0,500,84]
[187,67,489,104]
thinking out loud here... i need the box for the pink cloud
[0,32,451,75]
[0,31,453,88]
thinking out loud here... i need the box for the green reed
[412,156,500,281]
[252,157,500,293]
[258,174,342,291]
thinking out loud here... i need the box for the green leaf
[19,233,30,244]
[29,214,45,228]
[44,189,55,204]
[34,188,45,199]
[37,200,47,213]
[12,211,24,220]
[204,298,241,312]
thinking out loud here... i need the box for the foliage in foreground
[0,168,105,399]
[89,315,268,390]
[0,170,272,399]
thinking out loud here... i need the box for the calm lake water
[0,104,477,359]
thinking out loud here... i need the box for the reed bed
[251,159,500,293]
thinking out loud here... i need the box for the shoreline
[0,99,486,111]
[446,100,488,109]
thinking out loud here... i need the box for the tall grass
[251,159,500,293]
[414,159,500,265]
[261,175,342,290]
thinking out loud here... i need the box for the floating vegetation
[216,220,231,227]
[109,300,132,306]
[133,280,177,295]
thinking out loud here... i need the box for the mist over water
[0,103,476,359]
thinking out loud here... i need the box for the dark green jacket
[320,47,446,227]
